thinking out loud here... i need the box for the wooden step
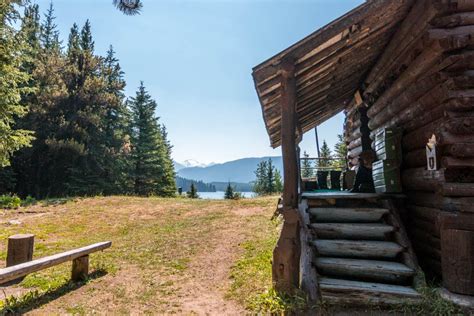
[311,240,404,259]
[315,258,415,284]
[308,208,389,223]
[310,223,394,240]
[319,277,421,305]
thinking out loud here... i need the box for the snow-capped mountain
[174,159,216,171]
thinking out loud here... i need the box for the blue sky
[34,0,364,164]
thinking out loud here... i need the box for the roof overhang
[252,0,414,148]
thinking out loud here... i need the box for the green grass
[226,215,308,313]
[0,195,279,314]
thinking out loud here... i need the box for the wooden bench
[0,241,112,285]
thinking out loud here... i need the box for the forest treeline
[0,3,175,198]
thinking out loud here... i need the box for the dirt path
[177,217,248,315]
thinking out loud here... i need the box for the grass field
[0,196,281,314]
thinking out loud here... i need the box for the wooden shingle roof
[252,0,414,148]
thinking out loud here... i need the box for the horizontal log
[438,182,474,196]
[409,228,441,250]
[404,148,429,168]
[347,138,362,151]
[443,143,474,157]
[401,168,445,192]
[310,223,394,240]
[406,204,442,223]
[0,242,112,285]
[441,156,474,168]
[319,278,421,305]
[431,12,474,28]
[311,240,404,259]
[408,216,440,237]
[308,207,388,223]
[408,191,474,212]
[348,145,363,158]
[315,258,414,284]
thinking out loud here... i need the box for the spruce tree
[224,182,234,200]
[158,126,177,196]
[301,151,313,178]
[274,169,283,193]
[40,2,61,52]
[187,183,198,199]
[130,82,174,196]
[253,160,267,195]
[0,2,34,167]
[332,134,348,169]
[318,140,332,168]
[266,158,275,194]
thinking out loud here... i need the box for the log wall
[344,0,474,280]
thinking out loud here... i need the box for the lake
[197,191,255,200]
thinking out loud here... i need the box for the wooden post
[280,57,299,209]
[7,234,34,267]
[71,255,89,282]
[6,234,34,284]
[441,229,474,295]
[272,57,301,294]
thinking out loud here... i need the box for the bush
[21,196,37,207]
[0,194,22,209]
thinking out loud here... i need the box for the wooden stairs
[301,194,424,305]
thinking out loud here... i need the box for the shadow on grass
[1,269,107,315]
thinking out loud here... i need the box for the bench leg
[72,255,89,282]
[6,234,35,284]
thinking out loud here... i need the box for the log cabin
[252,0,474,306]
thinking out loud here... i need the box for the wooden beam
[0,241,111,285]
[280,58,299,209]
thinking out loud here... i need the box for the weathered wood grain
[311,240,404,259]
[0,241,111,285]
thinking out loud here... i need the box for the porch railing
[299,157,347,179]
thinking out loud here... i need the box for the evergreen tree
[318,140,332,168]
[40,2,61,52]
[187,183,198,199]
[274,169,283,193]
[158,125,176,196]
[130,82,174,196]
[332,134,348,169]
[253,160,268,195]
[80,20,94,52]
[224,182,234,200]
[253,159,281,196]
[266,158,275,193]
[301,151,313,178]
[0,2,34,167]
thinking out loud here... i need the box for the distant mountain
[177,156,282,183]
[174,161,186,171]
[174,159,215,171]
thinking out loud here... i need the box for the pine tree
[224,182,234,199]
[130,82,173,196]
[318,140,332,168]
[301,151,313,178]
[187,183,198,199]
[266,158,275,194]
[40,2,61,52]
[0,2,35,167]
[332,134,348,169]
[253,160,268,195]
[158,125,177,196]
[274,169,283,193]
[80,20,94,52]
